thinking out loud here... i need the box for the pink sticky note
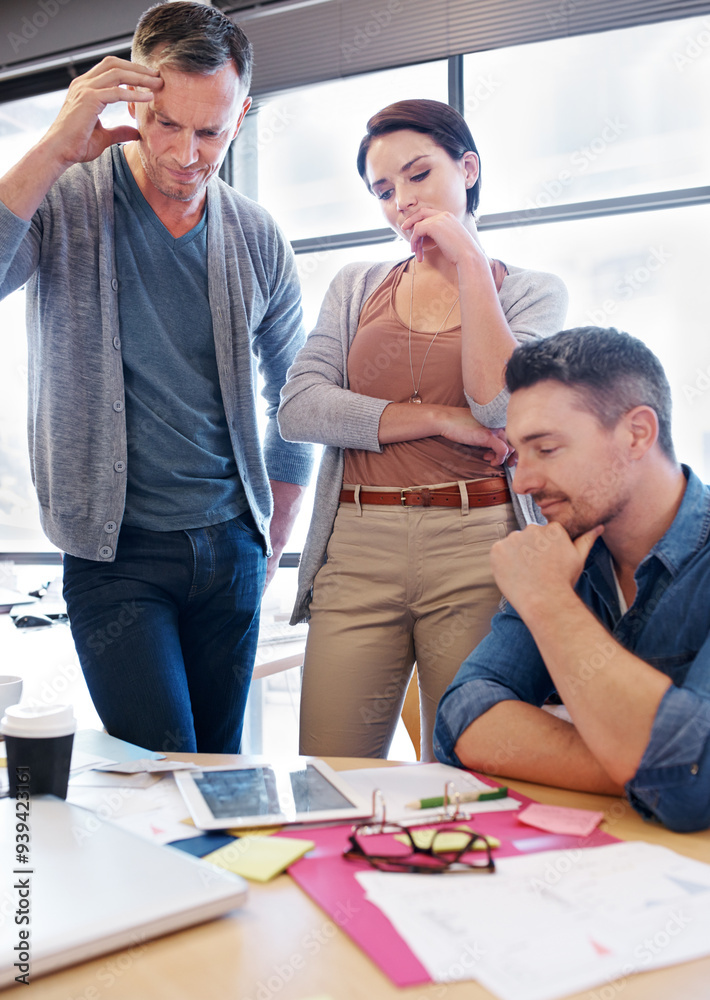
[517,803,605,838]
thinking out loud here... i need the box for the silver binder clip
[443,780,464,821]
[359,788,388,834]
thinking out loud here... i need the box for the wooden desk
[11,756,710,1000]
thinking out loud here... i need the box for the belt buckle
[400,488,432,507]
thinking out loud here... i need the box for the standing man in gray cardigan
[0,2,312,753]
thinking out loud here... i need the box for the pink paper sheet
[517,802,605,838]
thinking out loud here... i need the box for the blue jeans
[63,512,267,754]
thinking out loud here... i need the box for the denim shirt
[434,466,710,833]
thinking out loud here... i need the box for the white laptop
[0,796,248,987]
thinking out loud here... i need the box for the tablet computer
[175,757,374,830]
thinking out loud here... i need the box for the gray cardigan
[0,148,313,561]
[278,258,568,623]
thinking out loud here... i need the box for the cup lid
[1,703,76,738]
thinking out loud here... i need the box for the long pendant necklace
[407,261,459,404]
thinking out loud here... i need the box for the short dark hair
[505,327,676,461]
[356,99,481,214]
[132,1,253,92]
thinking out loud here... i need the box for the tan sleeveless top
[343,259,506,488]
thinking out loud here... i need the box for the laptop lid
[0,795,248,987]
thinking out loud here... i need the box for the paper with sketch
[67,774,203,845]
[343,762,519,822]
[356,841,710,1000]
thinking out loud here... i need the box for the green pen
[405,787,509,809]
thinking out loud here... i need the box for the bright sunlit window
[462,18,710,214]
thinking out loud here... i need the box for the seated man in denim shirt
[434,327,710,833]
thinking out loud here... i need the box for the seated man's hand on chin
[489,521,604,620]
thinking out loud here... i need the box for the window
[463,19,710,214]
[483,206,710,478]
[2,13,710,557]
[250,12,710,507]
[256,60,448,240]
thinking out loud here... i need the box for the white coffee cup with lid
[1,703,76,798]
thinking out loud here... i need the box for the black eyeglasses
[344,820,496,875]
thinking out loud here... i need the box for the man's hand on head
[0,56,163,223]
[44,56,162,169]
[490,521,604,618]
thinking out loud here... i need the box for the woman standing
[279,100,567,760]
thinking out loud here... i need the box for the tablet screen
[290,765,354,812]
[194,767,279,819]
[191,763,357,821]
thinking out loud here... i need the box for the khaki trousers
[299,497,517,760]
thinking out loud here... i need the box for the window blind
[1,0,709,102]
[238,0,710,96]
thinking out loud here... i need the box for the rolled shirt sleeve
[436,597,710,833]
[628,684,710,833]
[437,469,710,832]
[433,604,556,766]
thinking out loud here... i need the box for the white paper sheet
[93,758,199,773]
[70,749,115,772]
[343,762,520,823]
[70,769,162,789]
[357,841,710,1000]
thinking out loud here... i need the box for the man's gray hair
[132,1,253,91]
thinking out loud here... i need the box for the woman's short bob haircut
[356,99,481,214]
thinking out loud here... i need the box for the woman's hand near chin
[400,207,486,268]
[400,205,515,406]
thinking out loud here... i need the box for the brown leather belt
[339,479,511,509]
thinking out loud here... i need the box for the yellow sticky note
[204,835,314,882]
[395,828,501,852]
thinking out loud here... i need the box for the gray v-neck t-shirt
[112,146,246,531]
